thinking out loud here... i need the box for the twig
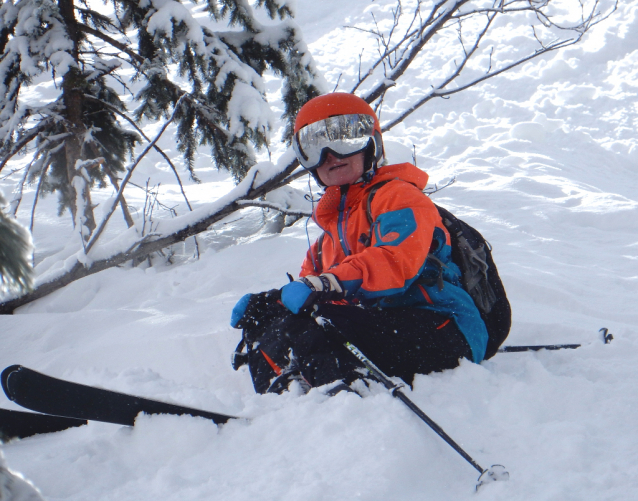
[237,200,311,218]
[84,95,186,256]
[332,73,342,93]
[362,0,462,105]
[9,158,34,217]
[128,182,180,214]
[423,177,456,196]
[30,159,52,234]
[350,0,424,93]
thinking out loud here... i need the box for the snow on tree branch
[0,0,323,245]
[0,150,302,313]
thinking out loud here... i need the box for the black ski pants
[241,298,472,393]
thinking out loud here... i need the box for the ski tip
[1,365,25,401]
[476,465,509,491]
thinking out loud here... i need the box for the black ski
[0,408,87,440]
[1,365,238,427]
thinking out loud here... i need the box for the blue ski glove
[230,294,252,328]
[280,274,343,314]
[230,289,282,328]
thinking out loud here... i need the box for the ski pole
[311,311,507,487]
[342,340,507,488]
[343,343,481,470]
[498,343,580,353]
[498,327,613,353]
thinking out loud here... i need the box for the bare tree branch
[382,33,574,131]
[83,95,196,212]
[362,0,468,104]
[29,158,52,234]
[8,158,34,218]
[84,96,186,255]
[378,0,616,131]
[350,0,424,93]
[347,0,615,132]
[0,121,56,174]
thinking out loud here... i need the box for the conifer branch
[77,23,144,64]
[0,121,55,175]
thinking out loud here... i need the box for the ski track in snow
[1,0,638,499]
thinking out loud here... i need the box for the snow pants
[236,293,472,394]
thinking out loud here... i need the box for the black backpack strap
[365,180,392,226]
[435,204,463,238]
[359,180,393,247]
[315,232,325,273]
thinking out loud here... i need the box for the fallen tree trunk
[0,154,302,314]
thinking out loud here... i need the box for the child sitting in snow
[231,93,491,394]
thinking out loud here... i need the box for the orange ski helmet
[293,93,384,183]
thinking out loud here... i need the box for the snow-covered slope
[1,0,637,499]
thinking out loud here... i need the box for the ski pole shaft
[344,342,484,475]
[498,328,613,353]
[498,343,581,353]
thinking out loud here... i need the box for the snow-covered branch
[0,0,322,248]
[0,153,301,313]
[236,200,312,218]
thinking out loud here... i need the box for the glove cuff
[300,273,343,294]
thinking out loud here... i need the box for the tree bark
[58,0,96,237]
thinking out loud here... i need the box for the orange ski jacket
[300,162,488,362]
[301,162,446,298]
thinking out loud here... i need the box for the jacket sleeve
[328,181,443,300]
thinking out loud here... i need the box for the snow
[146,0,207,53]
[1,0,638,499]
[226,80,273,138]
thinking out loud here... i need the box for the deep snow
[1,0,637,499]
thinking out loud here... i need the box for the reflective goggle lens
[293,114,375,170]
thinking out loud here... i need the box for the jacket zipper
[337,185,352,257]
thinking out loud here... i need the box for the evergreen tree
[0,0,322,239]
[0,192,33,294]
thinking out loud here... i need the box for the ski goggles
[293,114,376,170]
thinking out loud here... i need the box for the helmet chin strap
[361,168,375,185]
[310,169,325,188]
[361,140,379,185]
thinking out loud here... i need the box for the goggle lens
[293,114,375,170]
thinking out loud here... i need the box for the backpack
[363,181,511,359]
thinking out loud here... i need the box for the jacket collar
[313,162,429,223]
